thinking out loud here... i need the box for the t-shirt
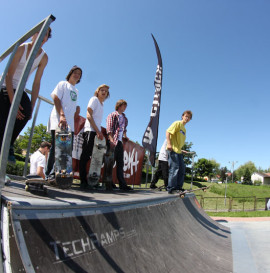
[158,139,168,161]
[48,81,78,132]
[30,150,46,175]
[117,114,125,141]
[84,96,103,132]
[166,120,186,154]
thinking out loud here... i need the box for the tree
[220,167,228,182]
[235,161,257,182]
[242,168,252,184]
[17,124,51,153]
[182,142,195,175]
[194,158,218,180]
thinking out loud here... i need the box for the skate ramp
[2,191,232,273]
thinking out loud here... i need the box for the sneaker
[5,175,11,185]
[119,185,133,191]
[112,183,118,189]
[168,187,176,194]
[150,184,157,189]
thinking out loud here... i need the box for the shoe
[8,146,16,164]
[5,175,11,185]
[119,185,133,191]
[167,187,176,194]
[112,183,118,189]
[180,188,186,192]
[150,184,157,189]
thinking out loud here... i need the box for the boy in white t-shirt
[46,66,82,179]
[79,84,110,189]
[29,141,51,179]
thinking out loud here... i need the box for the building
[251,172,270,185]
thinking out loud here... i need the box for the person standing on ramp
[166,110,192,194]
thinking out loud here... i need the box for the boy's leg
[167,151,180,191]
[160,160,169,187]
[46,130,55,178]
[79,131,95,187]
[177,154,185,190]
[150,161,162,188]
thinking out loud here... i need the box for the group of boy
[0,26,192,193]
[44,66,132,191]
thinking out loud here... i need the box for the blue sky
[1,0,270,171]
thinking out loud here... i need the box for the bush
[6,161,29,176]
[14,153,29,162]
[253,180,262,186]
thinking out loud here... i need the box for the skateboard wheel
[180,194,185,198]
[25,185,29,191]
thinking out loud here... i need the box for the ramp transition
[2,188,232,273]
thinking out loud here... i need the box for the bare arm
[36,166,45,179]
[53,94,67,129]
[87,107,103,140]
[30,54,48,114]
[5,46,25,120]
[166,131,172,151]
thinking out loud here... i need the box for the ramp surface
[1,180,232,273]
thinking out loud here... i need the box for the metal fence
[197,195,270,212]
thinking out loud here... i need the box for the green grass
[149,179,270,217]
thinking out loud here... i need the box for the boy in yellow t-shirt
[166,110,193,193]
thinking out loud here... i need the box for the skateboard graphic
[102,148,115,190]
[179,186,210,198]
[25,178,47,194]
[55,128,73,189]
[88,136,106,188]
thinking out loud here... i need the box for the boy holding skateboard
[106,99,132,191]
[166,110,192,194]
[79,84,110,189]
[46,65,83,179]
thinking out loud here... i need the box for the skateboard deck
[55,128,73,189]
[25,178,47,194]
[156,185,167,191]
[179,186,210,198]
[88,136,106,188]
[102,148,115,190]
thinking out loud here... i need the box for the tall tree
[17,124,51,153]
[235,161,257,181]
[194,158,217,180]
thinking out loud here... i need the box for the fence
[197,195,270,212]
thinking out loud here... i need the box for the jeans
[79,131,96,184]
[114,141,127,187]
[167,151,185,190]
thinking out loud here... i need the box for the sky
[1,0,270,172]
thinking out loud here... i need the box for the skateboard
[88,136,106,188]
[55,128,73,189]
[102,148,115,190]
[156,185,167,191]
[179,186,210,198]
[25,178,47,194]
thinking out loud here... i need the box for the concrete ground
[212,217,270,273]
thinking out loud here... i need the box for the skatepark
[1,13,270,273]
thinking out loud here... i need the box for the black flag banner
[142,34,163,166]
